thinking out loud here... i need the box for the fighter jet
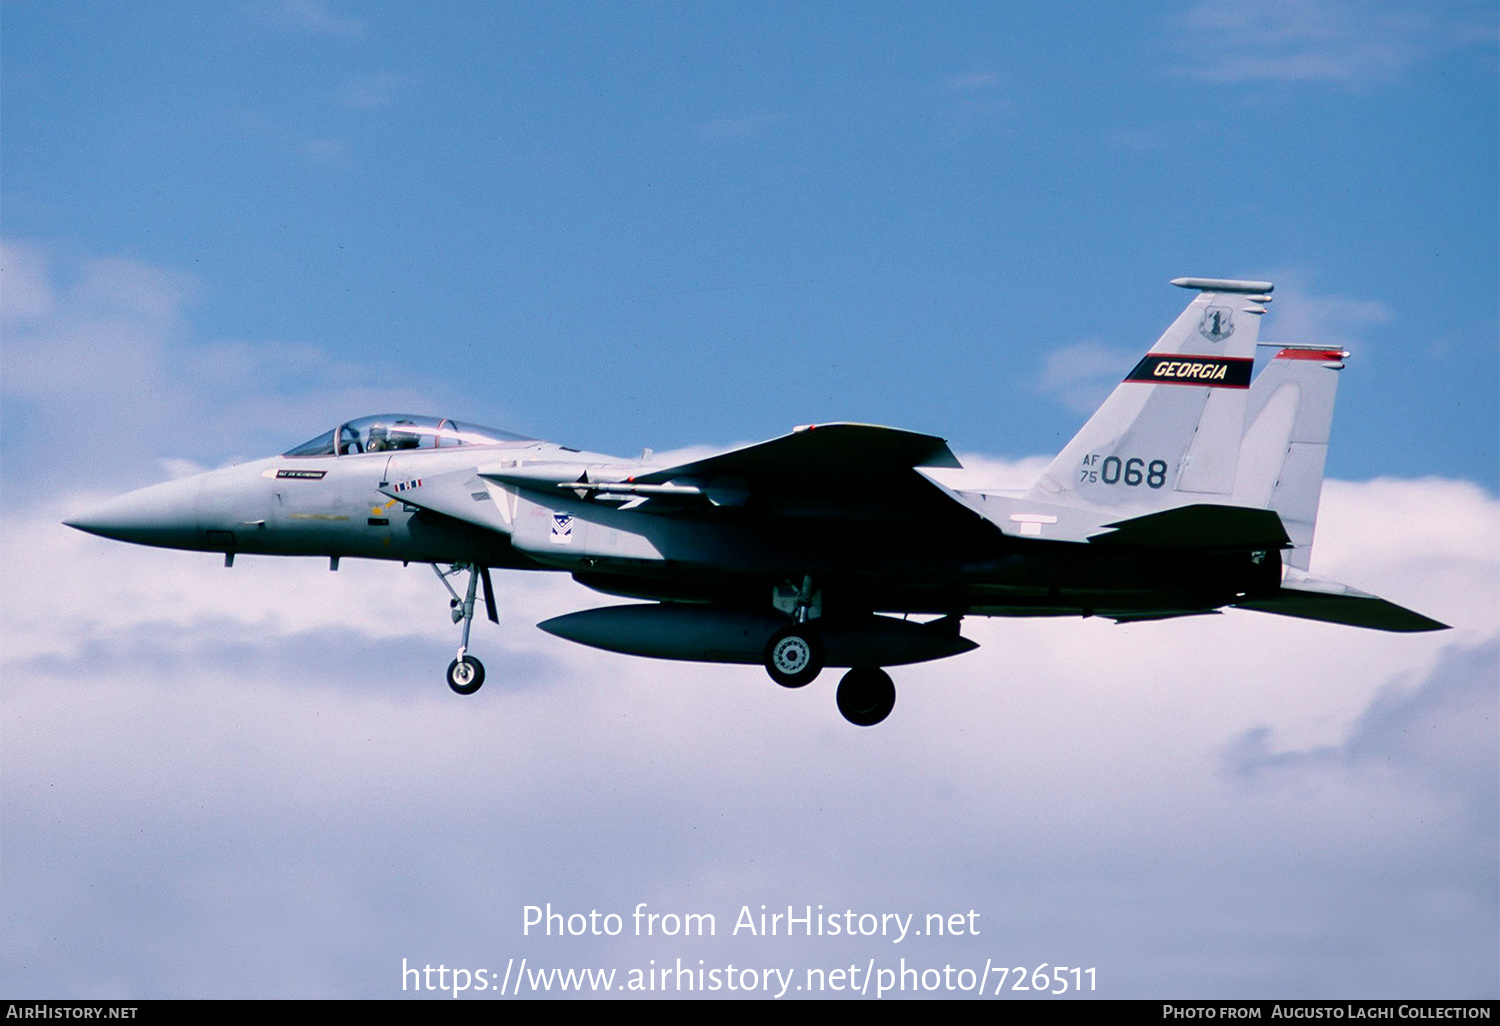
[66,277,1447,725]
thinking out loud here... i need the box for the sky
[2,0,1497,1001]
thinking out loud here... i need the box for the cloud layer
[1168,0,1496,87]
[4,230,1497,997]
[5,465,1495,998]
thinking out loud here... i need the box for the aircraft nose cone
[64,476,202,548]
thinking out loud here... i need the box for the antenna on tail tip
[1170,277,1275,294]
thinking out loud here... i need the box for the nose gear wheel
[432,562,497,695]
[447,655,485,695]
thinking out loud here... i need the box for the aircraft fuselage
[69,438,1279,621]
[66,281,1448,726]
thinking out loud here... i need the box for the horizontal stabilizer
[1236,592,1449,632]
[1235,574,1448,632]
[1089,504,1290,550]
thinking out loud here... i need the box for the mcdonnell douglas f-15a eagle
[67,278,1447,725]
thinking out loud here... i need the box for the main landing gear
[433,563,497,695]
[762,630,897,726]
[764,626,824,688]
[759,575,897,726]
[763,575,824,688]
[836,667,896,727]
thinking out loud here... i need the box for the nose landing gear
[447,655,485,695]
[432,563,497,695]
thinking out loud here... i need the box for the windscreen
[284,415,532,456]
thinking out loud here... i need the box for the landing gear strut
[432,562,497,695]
[763,575,823,687]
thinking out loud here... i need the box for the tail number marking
[1080,454,1167,489]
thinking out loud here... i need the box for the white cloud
[0,240,58,322]
[1104,126,1164,152]
[1168,0,1496,87]
[930,69,1014,139]
[1034,337,1140,414]
[302,136,350,163]
[943,71,1002,93]
[3,248,1495,995]
[4,469,1495,996]
[251,0,368,39]
[339,71,421,111]
[1,248,194,401]
[0,240,456,490]
[4,504,590,668]
[935,453,1053,493]
[1226,639,1497,811]
[1261,274,1393,350]
[697,112,787,142]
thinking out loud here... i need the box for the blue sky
[3,0,1497,1000]
[5,1,1495,482]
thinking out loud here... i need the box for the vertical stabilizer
[1029,278,1272,513]
[1232,346,1347,570]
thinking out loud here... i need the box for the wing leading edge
[631,422,962,485]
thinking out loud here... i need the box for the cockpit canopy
[284,414,532,457]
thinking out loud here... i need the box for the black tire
[447,655,485,695]
[836,667,895,726]
[763,626,823,688]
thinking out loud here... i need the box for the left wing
[487,422,975,521]
[378,424,981,547]
[630,422,961,488]
[486,423,991,568]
